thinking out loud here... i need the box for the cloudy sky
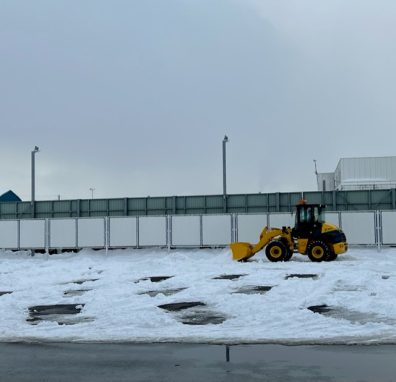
[1,0,395,201]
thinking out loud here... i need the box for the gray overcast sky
[1,0,396,200]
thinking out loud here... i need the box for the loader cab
[293,203,324,238]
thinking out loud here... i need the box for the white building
[317,156,396,191]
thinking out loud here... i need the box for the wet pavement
[1,343,396,382]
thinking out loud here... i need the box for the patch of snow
[1,248,396,344]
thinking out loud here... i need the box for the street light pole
[222,135,229,211]
[89,188,95,200]
[31,146,39,204]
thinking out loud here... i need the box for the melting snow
[0,247,396,344]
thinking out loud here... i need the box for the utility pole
[89,188,95,200]
[313,159,319,190]
[222,135,229,212]
[31,146,40,217]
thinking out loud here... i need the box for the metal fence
[1,189,396,220]
[0,210,394,251]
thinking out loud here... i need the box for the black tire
[325,252,338,262]
[307,240,329,262]
[265,241,287,262]
[284,249,293,262]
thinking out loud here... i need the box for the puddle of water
[158,301,227,325]
[27,304,87,325]
[72,278,99,285]
[307,304,333,314]
[213,274,246,280]
[286,274,318,280]
[180,310,227,325]
[158,302,205,312]
[63,289,91,297]
[28,315,94,326]
[140,288,186,297]
[233,286,273,295]
[135,276,174,283]
[0,291,12,296]
[307,304,396,325]
[28,304,85,316]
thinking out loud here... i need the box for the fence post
[167,215,171,251]
[200,215,203,247]
[136,216,140,249]
[75,218,79,249]
[376,211,382,252]
[105,217,109,255]
[45,218,50,254]
[17,220,21,250]
[232,214,238,243]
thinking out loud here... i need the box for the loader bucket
[230,242,254,261]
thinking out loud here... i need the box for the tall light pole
[31,146,40,205]
[222,135,229,210]
[89,188,95,199]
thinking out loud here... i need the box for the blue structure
[0,190,21,202]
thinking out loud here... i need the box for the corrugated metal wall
[1,189,396,220]
[335,157,396,190]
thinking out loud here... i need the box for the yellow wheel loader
[231,201,348,262]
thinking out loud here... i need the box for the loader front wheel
[325,252,338,262]
[284,249,294,262]
[307,241,329,262]
[265,241,287,262]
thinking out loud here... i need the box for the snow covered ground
[0,247,396,344]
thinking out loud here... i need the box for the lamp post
[222,135,229,211]
[89,188,95,200]
[31,146,39,204]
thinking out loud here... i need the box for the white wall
[237,214,267,243]
[109,217,137,247]
[0,220,18,249]
[202,215,232,246]
[171,215,200,246]
[50,219,76,248]
[20,220,45,249]
[78,218,105,248]
[0,211,388,251]
[139,216,167,246]
[340,212,376,245]
[381,211,396,245]
[268,213,295,229]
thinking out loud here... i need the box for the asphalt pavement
[1,342,395,381]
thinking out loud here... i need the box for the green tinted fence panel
[1,189,396,219]
[1,203,17,215]
[206,195,223,209]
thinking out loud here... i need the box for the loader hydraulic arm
[230,227,284,261]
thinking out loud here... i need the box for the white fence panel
[381,211,396,245]
[202,215,232,246]
[269,213,295,229]
[340,212,375,245]
[139,216,167,246]
[324,212,340,227]
[50,219,76,248]
[237,214,267,243]
[78,218,105,248]
[171,215,200,246]
[109,217,137,247]
[20,220,45,249]
[0,220,18,249]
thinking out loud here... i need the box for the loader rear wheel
[307,241,329,262]
[265,241,287,262]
